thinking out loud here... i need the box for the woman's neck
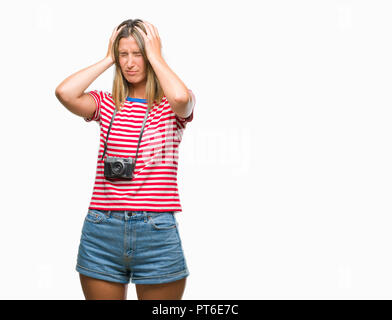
[129,86,146,100]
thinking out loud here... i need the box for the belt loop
[143,211,148,223]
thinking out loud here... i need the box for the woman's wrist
[103,55,114,67]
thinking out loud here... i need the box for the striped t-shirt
[84,89,195,213]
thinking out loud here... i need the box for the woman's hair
[111,18,164,112]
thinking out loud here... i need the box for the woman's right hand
[105,24,126,64]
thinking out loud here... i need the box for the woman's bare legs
[79,274,128,300]
[79,274,186,300]
[135,277,187,300]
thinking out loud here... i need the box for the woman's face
[118,36,147,85]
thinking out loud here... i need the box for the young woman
[55,19,195,300]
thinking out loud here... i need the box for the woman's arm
[135,21,193,119]
[55,57,113,118]
[148,56,193,119]
[55,25,125,118]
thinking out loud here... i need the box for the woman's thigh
[79,273,128,300]
[135,277,186,300]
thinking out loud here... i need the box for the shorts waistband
[88,209,175,221]
[102,210,146,219]
[108,210,146,215]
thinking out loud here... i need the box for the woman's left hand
[135,21,163,62]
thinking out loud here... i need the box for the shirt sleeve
[175,89,195,124]
[84,90,102,123]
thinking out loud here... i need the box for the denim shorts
[76,209,190,284]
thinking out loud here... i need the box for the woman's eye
[120,53,141,57]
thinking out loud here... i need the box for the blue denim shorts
[76,209,190,284]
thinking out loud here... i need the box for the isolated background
[0,0,391,299]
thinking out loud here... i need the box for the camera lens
[112,161,124,175]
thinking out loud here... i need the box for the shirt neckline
[126,96,147,103]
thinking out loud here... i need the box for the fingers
[135,21,160,39]
[112,24,125,37]
[134,25,146,39]
[142,21,152,37]
[146,21,160,38]
[116,24,126,33]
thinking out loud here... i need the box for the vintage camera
[104,156,135,180]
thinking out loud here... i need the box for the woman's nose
[127,58,136,67]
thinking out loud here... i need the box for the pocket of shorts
[147,212,177,230]
[85,209,109,224]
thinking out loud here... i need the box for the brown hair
[111,19,164,112]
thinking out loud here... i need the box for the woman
[55,19,195,300]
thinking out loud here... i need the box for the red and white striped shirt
[84,89,195,213]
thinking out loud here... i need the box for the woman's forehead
[119,36,139,50]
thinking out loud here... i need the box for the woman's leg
[135,277,186,300]
[79,273,128,300]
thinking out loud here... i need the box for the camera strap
[101,105,150,162]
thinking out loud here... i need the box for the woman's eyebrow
[119,50,141,53]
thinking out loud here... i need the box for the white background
[0,0,391,299]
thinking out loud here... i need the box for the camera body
[104,156,135,180]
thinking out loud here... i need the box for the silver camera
[104,156,135,180]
